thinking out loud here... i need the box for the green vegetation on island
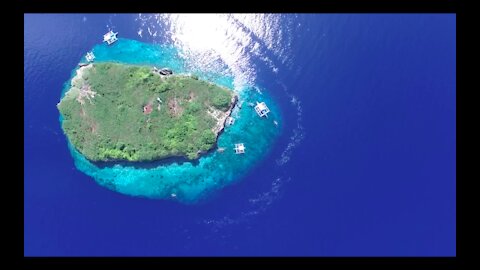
[57,62,236,161]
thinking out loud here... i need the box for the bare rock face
[208,95,238,137]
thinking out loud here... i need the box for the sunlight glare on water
[138,14,292,90]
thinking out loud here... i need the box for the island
[57,62,237,162]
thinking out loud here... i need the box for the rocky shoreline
[209,94,238,138]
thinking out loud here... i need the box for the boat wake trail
[276,82,305,166]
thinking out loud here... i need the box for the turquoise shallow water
[60,38,282,203]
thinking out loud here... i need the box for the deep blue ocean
[24,14,455,256]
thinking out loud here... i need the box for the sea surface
[24,14,456,256]
[62,38,282,203]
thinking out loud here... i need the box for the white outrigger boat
[85,51,95,62]
[254,101,270,118]
[234,143,245,154]
[103,30,118,45]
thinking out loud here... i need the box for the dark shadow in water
[92,147,218,169]
[93,155,196,169]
